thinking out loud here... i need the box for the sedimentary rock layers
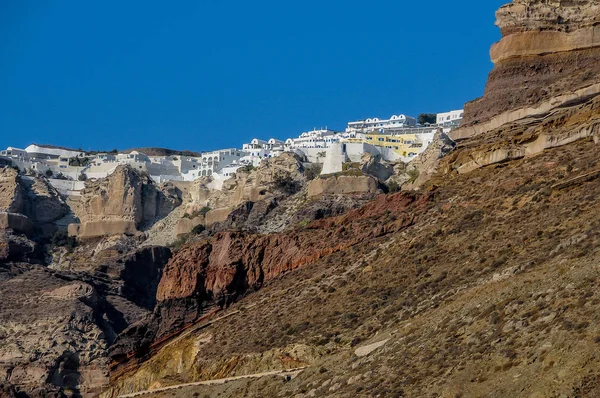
[456,0,600,139]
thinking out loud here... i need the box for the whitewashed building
[24,144,84,159]
[436,110,464,126]
[346,114,417,134]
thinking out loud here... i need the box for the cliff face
[457,0,600,137]
[70,166,182,239]
[447,0,600,178]
[0,167,68,237]
[0,244,171,397]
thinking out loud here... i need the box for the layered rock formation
[306,175,381,197]
[445,0,600,181]
[69,166,182,239]
[455,0,600,141]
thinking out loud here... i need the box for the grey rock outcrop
[360,152,394,181]
[0,167,68,237]
[402,130,455,189]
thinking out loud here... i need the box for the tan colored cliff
[69,165,181,239]
[0,167,68,236]
[444,0,600,177]
[454,0,600,141]
[0,167,23,214]
[177,153,305,230]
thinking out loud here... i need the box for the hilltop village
[0,110,462,194]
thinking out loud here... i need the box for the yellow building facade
[363,133,423,157]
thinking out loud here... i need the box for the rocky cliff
[107,192,424,379]
[0,167,68,237]
[101,2,600,398]
[69,166,182,239]
[0,242,172,397]
[446,0,600,178]
[455,0,600,140]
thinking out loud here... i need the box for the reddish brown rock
[109,192,430,374]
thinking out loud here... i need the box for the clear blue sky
[0,0,507,152]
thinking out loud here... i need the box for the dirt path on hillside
[117,368,307,397]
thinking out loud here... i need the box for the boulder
[360,152,394,181]
[0,212,34,236]
[175,215,205,237]
[402,130,455,189]
[307,175,381,198]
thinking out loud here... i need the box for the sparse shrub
[406,168,420,183]
[50,230,77,250]
[342,162,361,172]
[169,235,189,251]
[45,169,53,178]
[298,219,312,228]
[183,206,211,219]
[191,224,205,235]
[387,180,400,193]
[304,163,322,181]
[239,164,256,173]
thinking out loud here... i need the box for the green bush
[418,113,437,125]
[239,164,256,173]
[387,180,400,193]
[191,224,205,235]
[50,230,77,250]
[304,164,323,181]
[406,168,420,184]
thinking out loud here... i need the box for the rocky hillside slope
[101,1,600,397]
[0,166,177,397]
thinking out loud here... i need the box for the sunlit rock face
[455,0,600,138]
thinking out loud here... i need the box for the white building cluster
[1,109,463,191]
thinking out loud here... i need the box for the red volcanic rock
[110,192,430,373]
[157,192,421,305]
